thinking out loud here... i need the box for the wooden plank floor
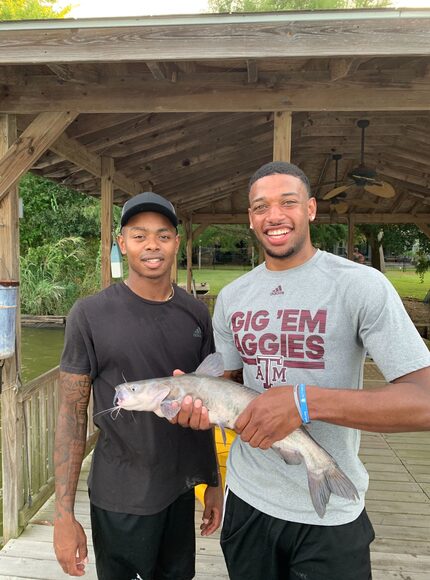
[0,362,429,579]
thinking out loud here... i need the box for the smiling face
[248,173,317,271]
[118,211,179,283]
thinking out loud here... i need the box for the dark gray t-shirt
[60,282,218,515]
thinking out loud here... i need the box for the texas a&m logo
[231,308,327,388]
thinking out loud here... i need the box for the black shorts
[90,489,196,580]
[220,490,375,580]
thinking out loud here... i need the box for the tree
[19,174,102,253]
[311,223,347,253]
[0,0,72,20]
[209,0,390,12]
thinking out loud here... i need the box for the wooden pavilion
[0,7,429,575]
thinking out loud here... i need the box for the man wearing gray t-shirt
[178,161,430,580]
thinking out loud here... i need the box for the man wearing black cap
[54,192,223,579]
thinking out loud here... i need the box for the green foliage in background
[20,174,102,252]
[0,0,72,20]
[209,0,390,13]
[19,174,111,314]
[20,237,87,315]
[311,223,347,251]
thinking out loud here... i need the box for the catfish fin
[194,352,224,377]
[276,446,302,465]
[218,423,227,446]
[160,398,182,420]
[307,463,359,519]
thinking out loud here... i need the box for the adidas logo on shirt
[270,285,284,296]
[193,327,202,338]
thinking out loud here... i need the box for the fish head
[114,379,171,412]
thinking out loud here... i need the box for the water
[21,326,65,383]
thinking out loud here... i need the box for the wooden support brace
[417,223,430,239]
[0,111,78,203]
[146,62,168,81]
[50,133,141,197]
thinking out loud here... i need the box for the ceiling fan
[322,120,396,204]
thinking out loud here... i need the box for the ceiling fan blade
[334,201,349,214]
[364,181,396,199]
[323,184,351,200]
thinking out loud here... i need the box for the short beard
[264,246,295,260]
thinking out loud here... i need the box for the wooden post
[101,157,115,289]
[184,219,193,293]
[259,110,293,267]
[170,255,178,284]
[273,111,292,162]
[347,215,355,260]
[0,114,23,541]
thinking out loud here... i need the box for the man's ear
[117,233,127,255]
[308,197,317,222]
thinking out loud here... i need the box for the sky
[68,0,430,19]
[69,0,210,18]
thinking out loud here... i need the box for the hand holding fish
[171,370,211,430]
[235,386,302,450]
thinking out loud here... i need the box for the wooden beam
[353,213,430,224]
[329,58,360,81]
[192,213,249,224]
[1,16,429,64]
[0,111,78,203]
[192,223,209,242]
[246,59,258,83]
[2,80,430,112]
[101,157,114,289]
[49,133,142,197]
[146,62,168,81]
[184,218,193,293]
[47,64,100,84]
[191,212,430,225]
[273,111,292,162]
[417,224,430,239]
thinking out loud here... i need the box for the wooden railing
[1,366,97,541]
[197,293,217,316]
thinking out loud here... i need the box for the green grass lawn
[177,266,251,295]
[178,266,429,300]
[385,270,430,300]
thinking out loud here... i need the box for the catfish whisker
[93,406,118,419]
[110,407,122,421]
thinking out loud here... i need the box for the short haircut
[248,162,312,198]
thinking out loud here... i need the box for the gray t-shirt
[213,250,430,526]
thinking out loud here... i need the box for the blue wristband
[298,383,311,424]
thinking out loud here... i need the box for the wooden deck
[0,362,429,579]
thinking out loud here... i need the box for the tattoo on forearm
[54,372,91,519]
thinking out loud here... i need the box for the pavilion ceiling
[0,10,429,226]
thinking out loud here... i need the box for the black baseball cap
[120,192,178,228]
